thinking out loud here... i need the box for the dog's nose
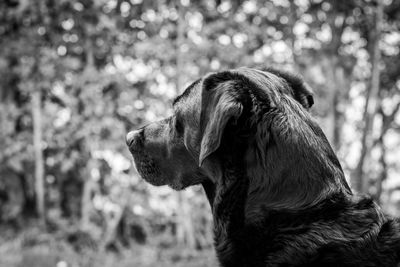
[126,129,142,147]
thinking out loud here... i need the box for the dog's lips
[130,152,168,186]
[125,131,167,186]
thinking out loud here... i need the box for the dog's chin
[130,152,199,191]
[131,154,165,185]
[141,174,186,190]
[140,174,168,186]
[135,170,167,186]
[139,171,186,190]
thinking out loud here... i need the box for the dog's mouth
[125,128,197,191]
[131,153,168,186]
[126,130,169,186]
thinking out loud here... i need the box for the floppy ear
[266,68,314,109]
[199,77,243,167]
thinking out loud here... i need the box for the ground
[0,226,217,267]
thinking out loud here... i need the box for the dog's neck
[201,97,353,226]
[200,137,354,266]
[244,106,352,220]
[202,156,250,266]
[203,108,352,223]
[201,140,354,267]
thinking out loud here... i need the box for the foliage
[0,0,400,266]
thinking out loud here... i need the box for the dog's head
[126,78,207,190]
[126,67,330,193]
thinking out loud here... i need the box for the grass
[0,226,217,267]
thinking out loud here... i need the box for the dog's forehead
[173,79,201,112]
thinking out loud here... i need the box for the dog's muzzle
[126,129,144,151]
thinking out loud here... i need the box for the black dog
[126,67,400,267]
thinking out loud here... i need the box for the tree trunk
[32,90,45,224]
[374,134,386,204]
[101,205,125,252]
[372,102,400,202]
[174,0,196,249]
[176,192,196,248]
[80,176,93,231]
[319,55,344,151]
[353,0,383,193]
[332,89,341,151]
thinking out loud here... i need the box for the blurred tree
[32,89,45,223]
[0,0,400,265]
[353,0,384,193]
[366,0,400,201]
[175,0,196,250]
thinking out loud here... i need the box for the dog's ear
[266,68,314,109]
[199,74,243,167]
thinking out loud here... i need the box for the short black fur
[201,68,400,267]
[128,67,400,267]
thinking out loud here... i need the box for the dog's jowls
[126,67,400,267]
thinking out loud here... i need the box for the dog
[126,67,400,267]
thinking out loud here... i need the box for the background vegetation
[0,0,400,266]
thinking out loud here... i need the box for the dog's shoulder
[217,192,400,266]
[290,194,400,266]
